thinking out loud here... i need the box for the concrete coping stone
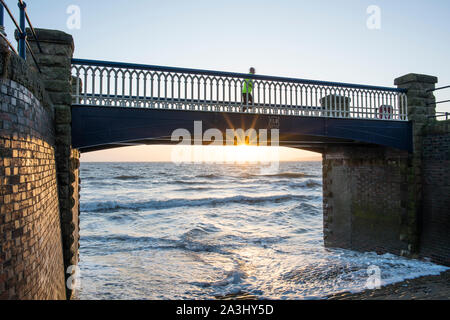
[395,74,438,86]
[15,28,74,51]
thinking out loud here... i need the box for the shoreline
[327,270,450,300]
[215,270,450,301]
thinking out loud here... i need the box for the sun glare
[220,145,279,164]
[81,145,320,163]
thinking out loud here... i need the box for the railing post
[18,0,26,59]
[0,2,5,36]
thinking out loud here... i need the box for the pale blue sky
[4,0,449,111]
[2,0,449,161]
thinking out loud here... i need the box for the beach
[328,270,450,300]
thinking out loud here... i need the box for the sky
[3,0,449,162]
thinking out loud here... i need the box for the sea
[76,161,448,300]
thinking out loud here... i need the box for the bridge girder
[71,106,413,154]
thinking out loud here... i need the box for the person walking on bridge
[242,67,255,112]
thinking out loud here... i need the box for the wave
[292,179,322,189]
[191,269,248,288]
[82,228,289,255]
[195,174,221,179]
[173,186,228,192]
[82,176,99,180]
[304,180,322,188]
[247,235,290,246]
[281,252,450,296]
[81,194,311,213]
[295,202,321,215]
[236,172,318,180]
[181,224,222,238]
[261,172,317,179]
[175,172,317,181]
[81,233,232,254]
[168,180,208,185]
[114,175,143,181]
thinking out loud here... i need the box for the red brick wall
[0,79,66,299]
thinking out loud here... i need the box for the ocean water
[77,161,448,300]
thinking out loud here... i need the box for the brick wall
[420,121,450,266]
[0,78,66,299]
[26,29,80,299]
[323,146,412,256]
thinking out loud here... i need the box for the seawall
[0,45,66,299]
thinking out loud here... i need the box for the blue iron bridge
[71,59,412,153]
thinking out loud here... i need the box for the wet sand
[328,270,450,300]
[215,270,450,300]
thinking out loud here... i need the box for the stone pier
[25,29,81,299]
[323,73,450,266]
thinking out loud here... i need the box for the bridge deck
[71,59,412,153]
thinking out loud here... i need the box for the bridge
[70,59,412,153]
[2,23,449,301]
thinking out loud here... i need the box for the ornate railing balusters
[75,68,80,104]
[71,59,408,121]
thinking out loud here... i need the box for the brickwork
[323,74,450,266]
[394,74,438,254]
[420,120,450,266]
[0,77,66,299]
[323,146,411,255]
[26,29,80,298]
[67,149,80,268]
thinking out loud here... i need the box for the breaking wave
[81,194,312,213]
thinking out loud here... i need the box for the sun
[222,144,274,163]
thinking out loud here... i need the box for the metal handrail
[18,0,41,53]
[71,58,409,121]
[426,85,449,106]
[71,59,407,93]
[0,31,17,55]
[429,112,450,121]
[0,0,41,72]
[0,0,22,36]
[427,100,450,106]
[427,85,450,93]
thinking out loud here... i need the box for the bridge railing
[71,59,408,121]
[427,85,450,121]
[0,0,42,72]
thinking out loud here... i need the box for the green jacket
[242,75,254,94]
